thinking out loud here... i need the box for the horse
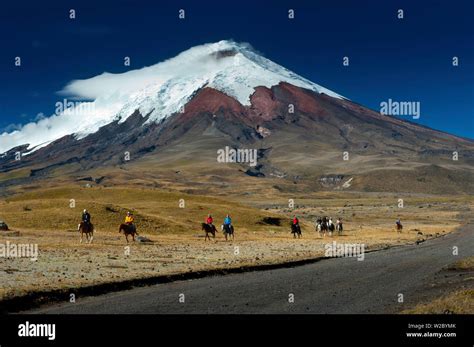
[291,223,302,238]
[336,220,343,235]
[317,217,328,237]
[119,223,138,243]
[221,224,234,241]
[328,221,335,236]
[202,223,217,241]
[78,221,94,244]
[315,218,322,236]
[396,223,403,233]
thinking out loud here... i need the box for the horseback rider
[224,214,232,226]
[125,211,134,225]
[292,215,301,234]
[292,215,299,226]
[82,209,91,226]
[206,213,214,227]
[396,218,402,226]
[124,211,136,233]
[223,214,232,233]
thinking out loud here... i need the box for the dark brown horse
[202,223,217,241]
[222,224,234,241]
[78,221,94,244]
[396,223,403,233]
[119,223,138,242]
[291,223,302,238]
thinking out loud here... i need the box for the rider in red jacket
[206,214,213,225]
[293,216,299,225]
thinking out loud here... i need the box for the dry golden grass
[1,186,286,235]
[403,290,474,314]
[447,256,474,271]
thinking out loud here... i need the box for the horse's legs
[80,231,83,243]
[125,234,129,243]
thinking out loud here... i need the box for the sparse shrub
[258,217,282,226]
[105,205,118,213]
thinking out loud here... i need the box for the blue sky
[0,0,473,138]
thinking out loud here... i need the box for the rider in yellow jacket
[125,212,134,224]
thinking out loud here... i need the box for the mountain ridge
[1,81,473,195]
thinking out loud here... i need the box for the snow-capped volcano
[1,40,473,195]
[0,40,343,154]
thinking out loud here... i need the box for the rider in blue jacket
[224,214,232,226]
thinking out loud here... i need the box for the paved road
[28,222,473,314]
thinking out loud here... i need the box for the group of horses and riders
[77,207,403,244]
[202,213,234,241]
[315,216,343,236]
[78,209,138,243]
[290,215,343,238]
[291,216,403,237]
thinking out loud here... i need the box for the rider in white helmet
[82,209,91,225]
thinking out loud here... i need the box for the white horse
[328,219,335,236]
[315,220,325,237]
